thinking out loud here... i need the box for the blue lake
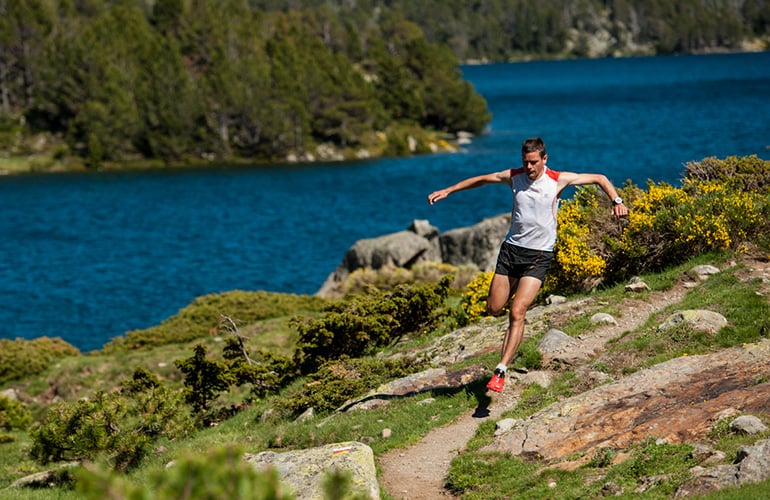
[2,52,770,352]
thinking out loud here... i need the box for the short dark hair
[522,137,546,157]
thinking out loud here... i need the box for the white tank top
[504,166,561,251]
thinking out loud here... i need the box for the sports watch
[613,197,624,205]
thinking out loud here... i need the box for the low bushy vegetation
[545,155,770,295]
[30,375,193,471]
[75,445,291,499]
[21,277,454,474]
[0,396,32,432]
[102,290,327,353]
[272,356,428,417]
[0,337,80,385]
[292,276,453,374]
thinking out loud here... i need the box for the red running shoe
[486,369,505,393]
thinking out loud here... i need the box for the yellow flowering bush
[609,169,769,277]
[460,271,498,323]
[547,191,608,293]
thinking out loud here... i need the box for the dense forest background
[256,0,770,61]
[1,0,768,168]
[0,0,491,166]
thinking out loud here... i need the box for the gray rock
[344,231,432,270]
[690,443,727,465]
[675,438,770,497]
[625,277,651,292]
[438,214,510,271]
[735,439,770,480]
[495,418,518,436]
[297,407,314,422]
[519,370,553,389]
[690,265,721,280]
[409,219,439,239]
[537,328,578,353]
[338,365,488,412]
[731,415,768,434]
[317,218,448,296]
[0,388,18,401]
[591,313,618,326]
[658,310,728,334]
[245,441,379,499]
[546,295,567,305]
[8,463,79,489]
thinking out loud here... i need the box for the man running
[428,137,628,392]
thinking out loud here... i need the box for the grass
[601,260,770,375]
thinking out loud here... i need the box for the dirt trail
[377,276,694,500]
[378,390,521,499]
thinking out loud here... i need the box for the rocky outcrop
[482,340,770,462]
[317,214,510,297]
[338,365,489,412]
[675,439,770,497]
[245,441,379,499]
[437,214,510,270]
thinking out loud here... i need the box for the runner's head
[521,137,546,158]
[521,137,547,180]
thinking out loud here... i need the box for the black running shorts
[494,242,554,282]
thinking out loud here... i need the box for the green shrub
[119,366,161,394]
[273,355,427,417]
[541,156,770,292]
[175,344,235,419]
[31,392,135,466]
[0,395,32,431]
[30,379,193,471]
[0,337,80,384]
[222,337,295,398]
[291,276,452,374]
[547,187,611,293]
[609,178,770,278]
[75,445,292,499]
[336,261,463,297]
[685,154,770,192]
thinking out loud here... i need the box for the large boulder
[342,230,434,270]
[245,441,379,499]
[317,215,509,296]
[438,214,509,271]
[317,220,440,296]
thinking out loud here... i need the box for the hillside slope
[377,255,770,499]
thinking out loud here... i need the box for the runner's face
[522,151,546,180]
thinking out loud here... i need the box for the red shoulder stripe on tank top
[509,167,560,179]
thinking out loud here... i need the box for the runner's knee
[510,304,527,321]
[487,302,504,316]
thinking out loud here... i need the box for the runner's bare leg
[499,276,542,366]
